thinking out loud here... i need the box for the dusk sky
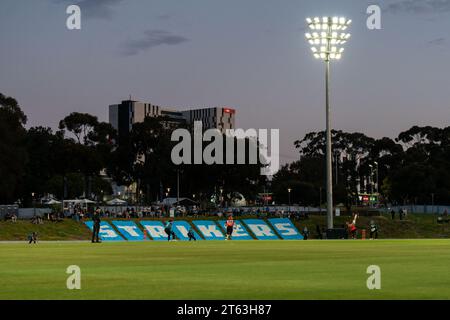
[1,0,449,164]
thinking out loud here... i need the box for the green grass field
[1,240,450,300]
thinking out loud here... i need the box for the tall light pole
[305,16,351,229]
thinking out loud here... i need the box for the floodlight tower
[305,16,351,229]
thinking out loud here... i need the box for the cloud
[157,14,172,21]
[384,0,450,14]
[120,30,189,56]
[56,0,124,19]
[428,37,446,45]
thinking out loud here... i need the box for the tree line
[1,92,449,208]
[0,93,264,207]
[272,127,450,207]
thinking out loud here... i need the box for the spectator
[303,226,309,240]
[32,215,43,224]
[11,213,17,223]
[391,209,395,220]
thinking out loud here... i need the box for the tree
[131,116,175,202]
[58,113,116,198]
[0,93,27,203]
[59,112,98,145]
[21,127,58,206]
[291,130,377,206]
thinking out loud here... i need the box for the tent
[63,199,96,210]
[161,197,198,207]
[107,198,128,205]
[79,199,96,204]
[44,199,61,205]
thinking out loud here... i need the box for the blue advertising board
[140,221,168,241]
[112,220,145,241]
[267,218,303,240]
[192,220,225,240]
[84,221,123,241]
[173,221,203,241]
[241,219,279,240]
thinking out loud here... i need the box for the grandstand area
[1,240,450,299]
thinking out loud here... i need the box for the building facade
[109,100,236,135]
[109,100,186,137]
[181,107,235,133]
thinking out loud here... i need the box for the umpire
[92,209,101,243]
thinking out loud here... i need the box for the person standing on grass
[350,223,357,239]
[347,221,357,239]
[315,225,322,239]
[224,215,235,240]
[303,226,309,240]
[28,232,37,244]
[187,227,196,241]
[164,219,176,241]
[369,220,379,239]
[91,209,101,243]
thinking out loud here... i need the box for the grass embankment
[0,219,91,241]
[0,213,449,241]
[294,214,450,239]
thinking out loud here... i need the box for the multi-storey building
[109,100,236,136]
[181,107,235,133]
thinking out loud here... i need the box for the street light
[31,192,36,217]
[431,193,435,214]
[287,188,292,213]
[176,169,183,204]
[374,161,379,194]
[305,16,352,229]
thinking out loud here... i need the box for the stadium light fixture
[305,16,351,229]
